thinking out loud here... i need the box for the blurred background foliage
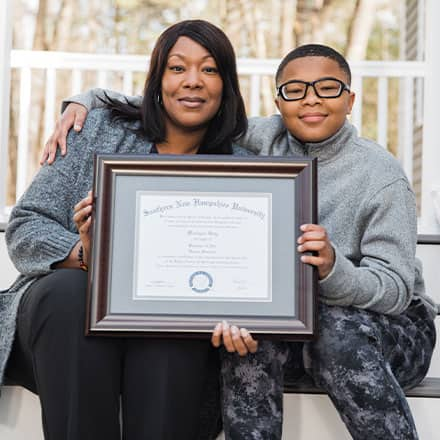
[8,0,402,203]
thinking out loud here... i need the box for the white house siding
[405,0,424,215]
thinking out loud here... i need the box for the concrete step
[1,233,439,439]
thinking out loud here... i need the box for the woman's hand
[73,191,93,265]
[52,191,93,270]
[211,321,258,356]
[40,103,88,165]
[297,223,335,279]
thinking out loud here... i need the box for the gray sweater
[0,108,251,383]
[64,89,438,320]
[243,115,438,318]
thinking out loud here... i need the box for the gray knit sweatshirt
[62,88,438,320]
[243,115,438,319]
[0,108,251,383]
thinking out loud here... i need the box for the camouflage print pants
[220,300,436,440]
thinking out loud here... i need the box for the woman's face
[161,36,223,136]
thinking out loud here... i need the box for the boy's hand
[40,103,88,165]
[297,223,335,279]
[211,321,258,356]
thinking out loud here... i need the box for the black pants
[5,269,220,440]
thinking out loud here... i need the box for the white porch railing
[0,50,427,223]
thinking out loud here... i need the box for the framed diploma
[86,154,317,340]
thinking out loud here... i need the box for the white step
[1,233,439,439]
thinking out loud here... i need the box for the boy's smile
[275,56,355,143]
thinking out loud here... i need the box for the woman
[2,19,251,440]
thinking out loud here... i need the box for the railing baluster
[123,71,133,96]
[351,76,363,135]
[44,68,56,144]
[377,77,388,148]
[16,67,31,200]
[72,69,82,96]
[250,75,261,117]
[98,70,107,89]
[399,77,414,184]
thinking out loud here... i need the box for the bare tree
[345,0,379,60]
[52,0,77,51]
[295,0,339,45]
[33,0,49,50]
[281,0,298,55]
[311,0,338,43]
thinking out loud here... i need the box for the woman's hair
[108,20,247,154]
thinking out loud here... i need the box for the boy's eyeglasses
[277,77,351,101]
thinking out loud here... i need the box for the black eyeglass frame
[277,77,351,101]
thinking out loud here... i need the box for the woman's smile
[178,95,207,109]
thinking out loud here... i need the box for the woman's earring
[157,94,162,105]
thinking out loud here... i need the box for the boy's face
[275,56,355,143]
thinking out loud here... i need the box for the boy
[43,44,437,439]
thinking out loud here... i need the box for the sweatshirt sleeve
[5,113,102,276]
[236,117,267,154]
[61,88,142,112]
[319,178,417,315]
[236,115,290,156]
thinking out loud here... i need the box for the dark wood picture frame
[86,154,318,340]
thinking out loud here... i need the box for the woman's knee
[159,339,214,369]
[22,269,88,328]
